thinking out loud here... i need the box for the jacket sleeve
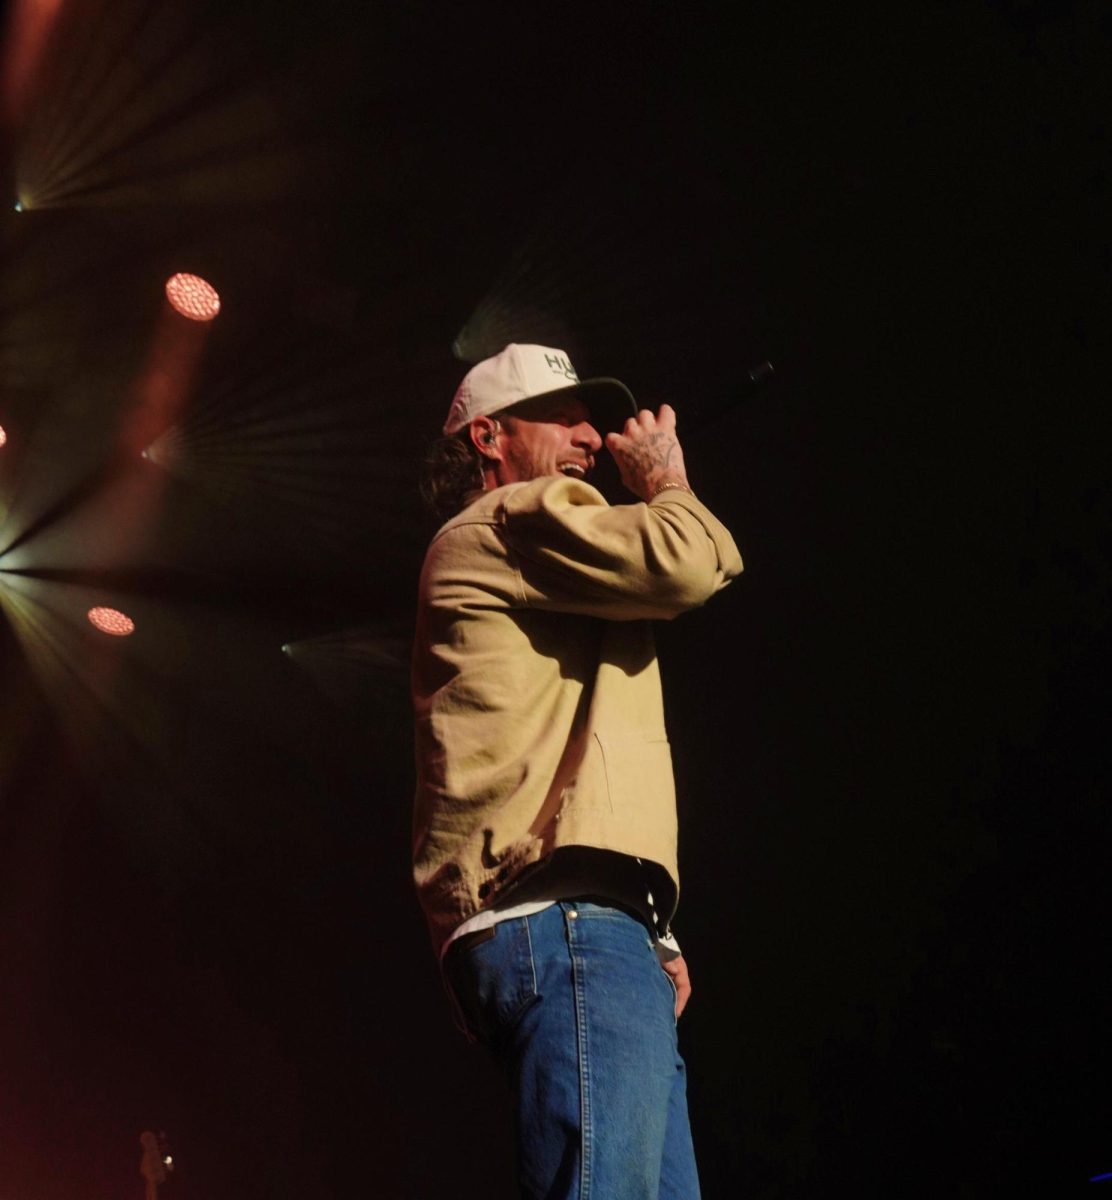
[498,476,743,620]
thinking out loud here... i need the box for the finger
[635,407,656,429]
[660,957,690,1018]
[655,403,677,431]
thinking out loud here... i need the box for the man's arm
[499,406,742,621]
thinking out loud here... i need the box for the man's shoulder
[420,486,518,571]
[424,487,512,552]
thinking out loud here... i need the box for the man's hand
[662,954,692,1019]
[605,404,691,502]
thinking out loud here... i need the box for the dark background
[0,2,1108,1196]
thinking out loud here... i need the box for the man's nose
[574,422,602,452]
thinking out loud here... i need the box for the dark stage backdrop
[0,2,1107,1197]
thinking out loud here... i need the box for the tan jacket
[412,475,743,955]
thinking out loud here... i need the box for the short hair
[419,431,483,522]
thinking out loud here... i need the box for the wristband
[650,480,694,499]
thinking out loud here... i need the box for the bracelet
[650,480,694,499]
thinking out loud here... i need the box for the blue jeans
[444,901,701,1200]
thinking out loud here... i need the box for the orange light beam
[2,0,66,135]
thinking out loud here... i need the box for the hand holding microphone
[605,403,692,502]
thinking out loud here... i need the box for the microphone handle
[687,361,775,432]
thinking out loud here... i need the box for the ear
[469,416,502,459]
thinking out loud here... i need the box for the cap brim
[504,377,638,435]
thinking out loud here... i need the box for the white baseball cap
[443,343,637,436]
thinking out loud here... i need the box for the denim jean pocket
[444,918,539,1045]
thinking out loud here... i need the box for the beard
[503,439,548,483]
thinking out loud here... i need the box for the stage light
[165,273,221,322]
[87,606,135,636]
[13,200,22,212]
[0,425,7,447]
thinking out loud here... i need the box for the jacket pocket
[595,734,676,814]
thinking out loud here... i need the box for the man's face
[495,394,603,485]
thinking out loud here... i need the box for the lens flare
[165,273,221,321]
[87,606,136,636]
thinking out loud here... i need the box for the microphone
[741,361,775,394]
[687,360,775,433]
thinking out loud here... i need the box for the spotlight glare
[165,273,221,322]
[88,606,136,636]
[0,425,7,447]
[13,201,23,213]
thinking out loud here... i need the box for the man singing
[412,343,743,1199]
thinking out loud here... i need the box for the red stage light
[165,273,221,321]
[88,606,136,636]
